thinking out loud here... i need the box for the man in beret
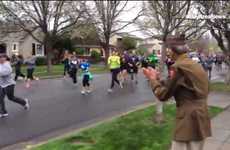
[0,49,29,118]
[143,36,211,150]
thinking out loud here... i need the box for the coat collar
[175,53,188,63]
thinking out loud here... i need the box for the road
[0,67,225,149]
[0,73,154,149]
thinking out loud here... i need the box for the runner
[12,55,25,81]
[165,53,175,78]
[107,51,122,93]
[141,53,149,68]
[119,53,129,85]
[204,56,214,80]
[147,51,159,69]
[0,50,29,118]
[127,51,140,84]
[62,50,70,78]
[24,55,37,88]
[68,52,79,85]
[80,59,93,95]
[216,55,223,72]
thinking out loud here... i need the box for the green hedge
[90,50,101,62]
[36,56,47,66]
[74,48,85,55]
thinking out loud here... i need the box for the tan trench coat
[150,54,211,142]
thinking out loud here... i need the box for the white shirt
[0,61,16,88]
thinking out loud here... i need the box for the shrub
[74,48,85,55]
[35,56,47,66]
[136,48,146,56]
[91,50,101,63]
[122,36,137,50]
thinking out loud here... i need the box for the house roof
[144,34,179,41]
[74,44,116,48]
[74,44,102,48]
[138,44,155,49]
[115,32,143,40]
[0,21,35,43]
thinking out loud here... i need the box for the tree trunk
[47,52,52,74]
[225,66,230,84]
[104,46,110,64]
[44,42,52,74]
[102,40,110,65]
[225,58,230,84]
[153,41,167,123]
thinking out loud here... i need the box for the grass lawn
[32,104,223,150]
[210,82,230,92]
[17,64,109,78]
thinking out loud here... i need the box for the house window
[13,44,16,50]
[12,43,18,51]
[11,42,19,55]
[32,43,36,55]
[100,49,104,56]
[36,44,43,56]
[85,48,90,56]
[117,38,122,41]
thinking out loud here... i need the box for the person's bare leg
[26,79,31,88]
[81,86,86,94]
[171,141,187,150]
[187,140,205,150]
[87,85,92,93]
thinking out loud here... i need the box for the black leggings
[64,65,69,76]
[82,74,90,87]
[15,69,25,81]
[27,68,34,80]
[207,68,212,80]
[0,85,26,114]
[110,68,120,89]
[70,68,77,84]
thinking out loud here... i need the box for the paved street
[0,73,155,149]
[0,67,227,149]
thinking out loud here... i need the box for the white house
[138,37,163,57]
[0,22,44,58]
[110,32,143,48]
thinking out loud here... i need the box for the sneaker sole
[0,114,9,118]
[24,99,30,110]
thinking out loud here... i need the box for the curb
[39,75,63,80]
[15,72,109,81]
[2,102,155,150]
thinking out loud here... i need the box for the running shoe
[87,90,91,94]
[25,83,30,88]
[120,82,123,89]
[107,89,113,93]
[24,99,30,110]
[0,113,9,118]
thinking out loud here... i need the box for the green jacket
[147,54,158,65]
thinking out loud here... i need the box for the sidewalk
[204,92,230,150]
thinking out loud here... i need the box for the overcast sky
[118,1,147,38]
[119,1,215,39]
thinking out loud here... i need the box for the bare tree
[85,1,143,61]
[137,1,197,123]
[0,1,87,73]
[198,1,230,84]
